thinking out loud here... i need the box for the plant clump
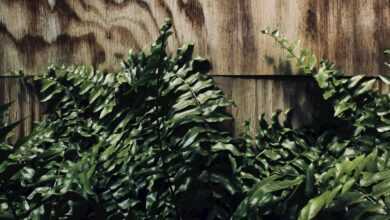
[1,21,390,220]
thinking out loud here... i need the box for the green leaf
[349,75,365,88]
[379,75,390,85]
[298,185,343,220]
[355,79,376,95]
[377,126,390,133]
[0,121,20,141]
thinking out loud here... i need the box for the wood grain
[1,0,389,75]
[231,78,257,135]
[0,77,42,142]
[214,76,330,135]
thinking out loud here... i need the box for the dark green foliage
[231,29,390,220]
[0,21,242,219]
[1,22,390,220]
[0,103,21,220]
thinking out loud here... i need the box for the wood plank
[231,78,257,135]
[255,78,325,128]
[310,0,390,76]
[213,76,233,100]
[217,76,331,134]
[213,76,234,133]
[1,0,390,76]
[0,77,41,141]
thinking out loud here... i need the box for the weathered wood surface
[1,0,390,76]
[214,76,330,135]
[0,77,43,141]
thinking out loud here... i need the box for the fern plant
[0,21,244,220]
[231,29,390,220]
[2,21,390,220]
[0,103,23,219]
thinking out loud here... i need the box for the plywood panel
[1,0,389,76]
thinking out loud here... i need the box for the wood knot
[306,8,317,40]
[177,0,205,27]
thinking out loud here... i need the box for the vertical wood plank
[0,77,41,141]
[213,76,234,133]
[213,76,233,100]
[231,78,257,135]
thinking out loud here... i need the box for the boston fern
[0,21,241,219]
[2,21,390,220]
[230,29,390,220]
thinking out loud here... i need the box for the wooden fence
[0,77,43,140]
[1,0,390,136]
